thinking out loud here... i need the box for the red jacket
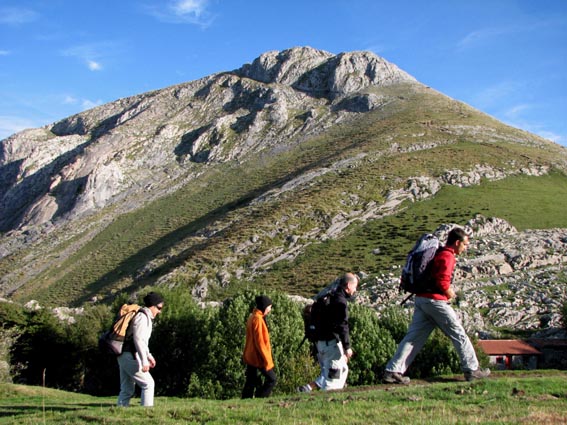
[417,246,456,301]
[243,308,274,370]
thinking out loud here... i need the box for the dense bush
[11,308,78,389]
[184,290,316,399]
[348,303,396,385]
[377,305,413,342]
[409,329,461,378]
[0,301,27,328]
[377,304,481,379]
[150,289,216,396]
[6,289,471,398]
[0,301,27,383]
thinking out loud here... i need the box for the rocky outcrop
[236,47,416,99]
[221,164,551,274]
[357,216,567,337]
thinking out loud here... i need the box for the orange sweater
[243,308,274,370]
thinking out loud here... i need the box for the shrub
[348,304,396,385]
[0,301,27,384]
[150,288,217,396]
[186,290,311,399]
[377,305,412,342]
[0,301,27,328]
[10,308,72,388]
[408,328,461,378]
[376,304,463,379]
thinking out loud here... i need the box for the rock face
[357,215,567,337]
[0,47,416,234]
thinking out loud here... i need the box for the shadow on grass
[0,401,115,417]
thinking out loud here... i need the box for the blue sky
[1,0,566,146]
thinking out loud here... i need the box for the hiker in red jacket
[383,227,490,384]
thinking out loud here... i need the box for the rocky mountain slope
[0,46,566,337]
[0,47,414,233]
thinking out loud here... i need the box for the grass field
[1,371,566,424]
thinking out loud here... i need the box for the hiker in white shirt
[117,292,164,407]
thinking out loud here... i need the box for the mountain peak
[234,46,417,98]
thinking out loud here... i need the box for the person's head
[339,273,359,297]
[255,295,273,315]
[143,291,164,317]
[446,227,469,256]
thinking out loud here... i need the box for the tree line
[1,288,475,399]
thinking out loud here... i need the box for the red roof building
[477,340,541,370]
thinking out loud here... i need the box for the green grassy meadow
[1,371,566,424]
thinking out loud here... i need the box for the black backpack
[400,233,441,295]
[302,294,332,344]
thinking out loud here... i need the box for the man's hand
[445,287,456,300]
[345,348,354,361]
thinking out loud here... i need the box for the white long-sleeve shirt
[131,307,155,368]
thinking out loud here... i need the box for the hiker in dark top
[298,273,359,392]
[383,227,490,384]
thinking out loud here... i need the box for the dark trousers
[241,365,276,399]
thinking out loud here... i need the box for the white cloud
[536,130,563,144]
[59,94,102,110]
[472,81,524,109]
[0,115,38,140]
[81,99,103,110]
[63,95,78,104]
[366,44,389,56]
[457,28,509,49]
[495,113,566,147]
[457,18,560,50]
[172,0,206,17]
[61,43,111,71]
[87,60,102,71]
[503,104,531,120]
[0,7,39,25]
[144,0,215,27]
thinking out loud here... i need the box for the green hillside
[4,84,567,307]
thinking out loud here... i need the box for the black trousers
[241,364,277,399]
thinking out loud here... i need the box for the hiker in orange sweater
[242,295,276,398]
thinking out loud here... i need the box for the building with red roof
[477,340,541,370]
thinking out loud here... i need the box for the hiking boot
[383,371,410,385]
[464,368,491,382]
[297,384,312,392]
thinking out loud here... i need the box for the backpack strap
[122,308,152,354]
